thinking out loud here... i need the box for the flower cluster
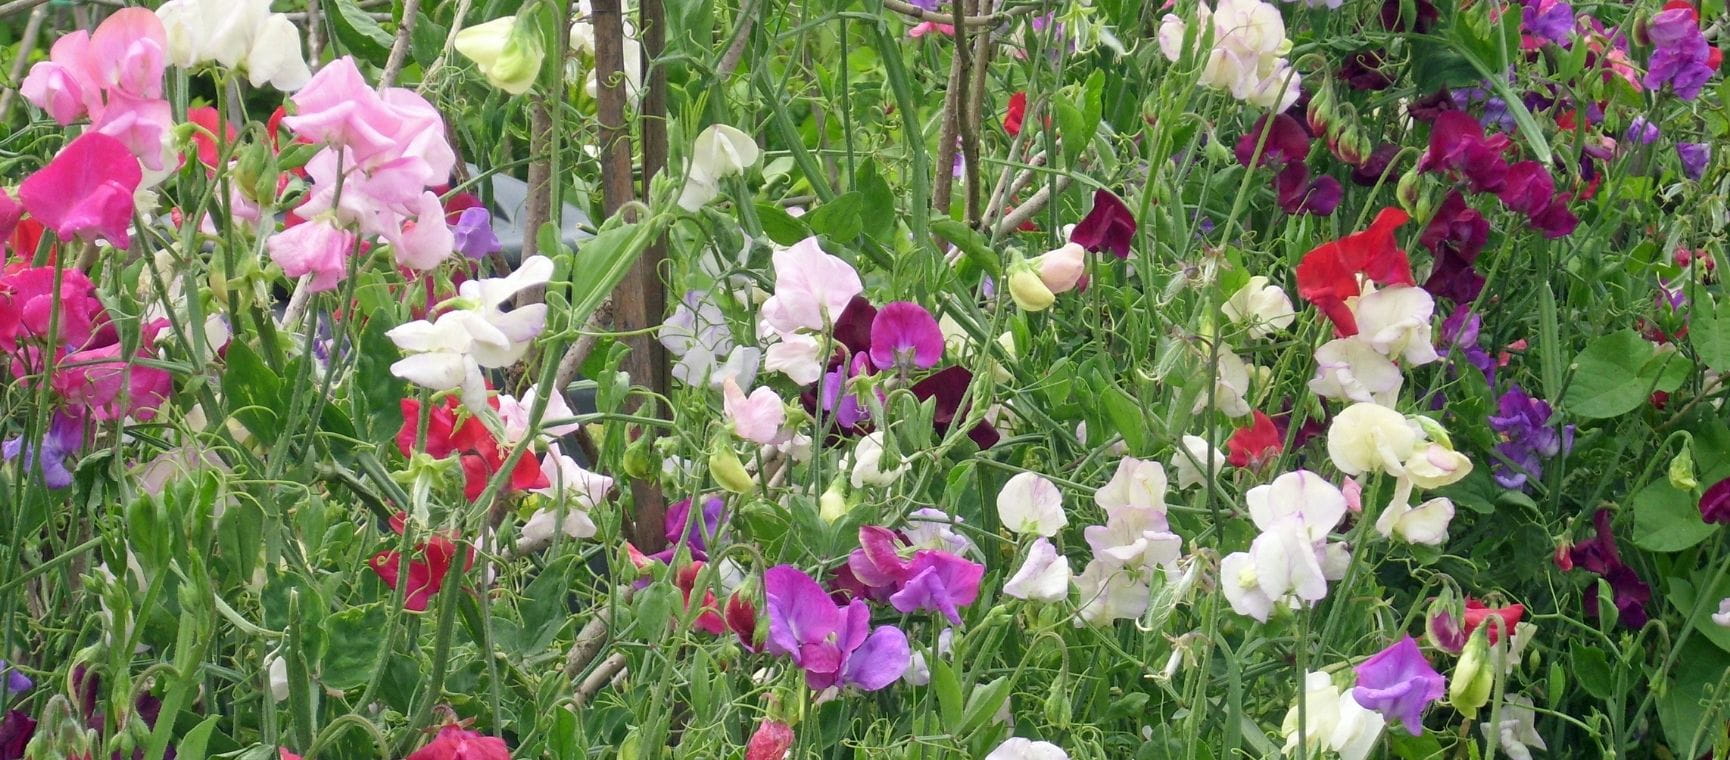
[1157,0,1300,111]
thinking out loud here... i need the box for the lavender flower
[2,411,83,489]
[1521,0,1574,46]
[451,207,502,259]
[1678,142,1711,180]
[1487,385,1572,490]
[0,662,27,694]
[1644,6,1714,100]
[1439,306,1495,383]
[1624,117,1660,145]
[1352,636,1446,734]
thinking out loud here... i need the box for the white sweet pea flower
[1715,598,1730,627]
[1003,538,1072,603]
[997,472,1068,537]
[1245,470,1348,542]
[246,14,313,90]
[531,444,613,508]
[1085,458,1182,574]
[1377,494,1456,546]
[760,237,863,333]
[1404,442,1473,489]
[1220,550,1275,621]
[265,652,289,702]
[157,0,309,89]
[986,738,1071,760]
[1282,671,1386,760]
[388,256,554,409]
[1095,457,1170,514]
[1353,285,1441,365]
[1074,559,1151,626]
[497,385,581,445]
[1193,346,1253,418]
[849,432,908,488]
[904,508,976,556]
[1170,435,1226,491]
[1310,337,1403,406]
[678,124,761,211]
[1222,275,1296,338]
[1479,695,1547,760]
[1327,402,1422,478]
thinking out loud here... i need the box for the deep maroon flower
[1529,195,1580,239]
[1351,143,1404,186]
[1568,509,1652,628]
[1420,192,1488,304]
[1069,189,1137,259]
[1498,161,1556,216]
[911,365,999,448]
[1381,0,1438,31]
[1701,477,1730,524]
[1351,636,1446,735]
[1235,114,1311,168]
[832,295,877,357]
[0,710,32,760]
[869,301,944,371]
[1405,90,1457,122]
[1678,142,1710,179]
[1273,163,1343,216]
[1418,111,1511,193]
[1338,51,1394,90]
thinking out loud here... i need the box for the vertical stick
[0,6,46,122]
[594,0,669,552]
[379,0,424,88]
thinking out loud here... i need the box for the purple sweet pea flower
[1624,117,1661,145]
[1488,385,1572,490]
[1069,189,1137,259]
[869,302,944,371]
[764,565,910,691]
[1439,306,1495,383]
[3,411,83,489]
[1644,6,1714,100]
[1701,477,1730,524]
[887,550,984,625]
[1678,142,1710,179]
[819,352,876,430]
[0,662,26,694]
[451,207,502,259]
[1352,636,1446,735]
[662,495,726,558]
[1521,0,1574,45]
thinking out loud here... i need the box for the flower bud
[455,15,546,95]
[708,440,755,494]
[1008,267,1056,311]
[818,476,850,524]
[1450,628,1495,718]
[623,434,657,479]
[1033,242,1087,293]
[1396,167,1424,217]
[1668,441,1699,491]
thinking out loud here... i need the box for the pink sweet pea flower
[390,191,456,271]
[53,319,173,421]
[85,8,168,100]
[405,726,510,760]
[0,190,24,254]
[722,376,786,445]
[17,133,141,249]
[282,57,402,163]
[267,219,355,293]
[92,92,175,171]
[19,32,102,124]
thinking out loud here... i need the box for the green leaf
[957,675,1014,737]
[320,603,386,691]
[1668,573,1730,654]
[805,191,865,242]
[1563,329,1657,419]
[855,161,897,245]
[223,341,287,443]
[1572,645,1614,699]
[755,203,811,246]
[353,315,408,441]
[176,715,222,760]
[1632,480,1717,551]
[931,659,964,728]
[410,11,447,68]
[1691,294,1730,372]
[1658,636,1730,754]
[1101,385,1151,455]
[931,219,1000,277]
[327,0,394,64]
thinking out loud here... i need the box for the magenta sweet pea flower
[17,133,141,249]
[53,320,173,422]
[1420,191,1489,304]
[1235,114,1312,168]
[1418,111,1511,193]
[1069,189,1137,259]
[1498,161,1556,216]
[868,301,944,371]
[0,189,22,243]
[763,565,910,691]
[2,410,83,489]
[1701,477,1730,524]
[1351,635,1446,735]
[888,550,984,625]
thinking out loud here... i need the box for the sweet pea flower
[1226,410,1282,469]
[1700,476,1730,524]
[1007,268,1057,311]
[889,550,985,624]
[869,301,944,371]
[1085,458,1182,573]
[452,207,503,259]
[1170,435,1226,490]
[2,411,83,489]
[1352,286,1440,365]
[519,443,612,544]
[156,0,311,89]
[1069,189,1137,259]
[17,133,141,249]
[1480,695,1547,760]
[986,738,1070,760]
[1284,671,1386,760]
[722,377,786,445]
[405,726,510,760]
[1678,142,1711,179]
[368,518,474,612]
[1351,636,1445,734]
[1032,242,1087,293]
[1074,558,1151,625]
[1224,471,1351,621]
[388,256,554,409]
[390,191,457,271]
[1223,275,1296,338]
[1712,598,1730,627]
[1377,494,1456,545]
[1310,337,1403,405]
[997,472,1067,537]
[744,720,795,760]
[1404,443,1472,489]
[454,16,545,95]
[1193,346,1253,418]
[764,565,910,691]
[1327,402,1421,478]
[849,432,908,488]
[496,385,580,444]
[1003,538,1071,603]
[1297,208,1414,335]
[678,124,761,211]
[1158,0,1301,111]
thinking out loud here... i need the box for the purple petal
[844,625,911,691]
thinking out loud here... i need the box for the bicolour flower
[869,301,944,371]
[1222,276,1296,338]
[1086,458,1183,573]
[1031,242,1087,295]
[1296,208,1414,335]
[997,472,1067,537]
[1351,636,1445,734]
[986,738,1070,760]
[1003,538,1071,603]
[17,133,141,250]
[1283,671,1386,760]
[1157,0,1301,110]
[1069,189,1137,259]
[2,411,83,489]
[763,564,910,691]
[405,725,510,760]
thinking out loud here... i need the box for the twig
[305,0,324,61]
[0,0,50,20]
[0,6,45,121]
[573,653,629,706]
[961,0,994,226]
[714,0,760,81]
[930,30,966,215]
[561,611,615,678]
[994,174,1072,237]
[880,0,1016,27]
[379,0,425,88]
[415,0,472,91]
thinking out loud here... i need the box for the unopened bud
[1450,628,1495,718]
[1668,441,1699,491]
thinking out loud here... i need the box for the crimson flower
[1462,599,1525,643]
[1226,410,1282,468]
[1004,91,1027,136]
[1295,207,1414,334]
[397,397,547,500]
[1419,191,1488,304]
[1069,189,1137,259]
[368,512,474,612]
[1417,111,1511,193]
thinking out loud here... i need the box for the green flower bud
[1450,628,1495,718]
[709,440,755,494]
[1668,441,1698,491]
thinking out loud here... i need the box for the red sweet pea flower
[1295,207,1413,334]
[1004,91,1027,137]
[675,562,728,635]
[186,106,237,170]
[397,397,548,500]
[1226,410,1283,468]
[1462,599,1525,644]
[368,512,475,612]
[725,591,759,650]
